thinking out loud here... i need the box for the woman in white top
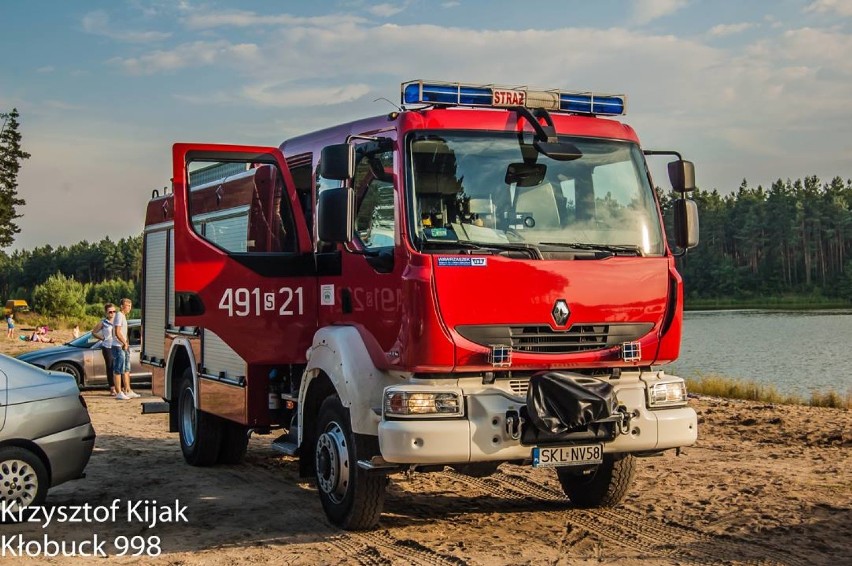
[92,303,117,395]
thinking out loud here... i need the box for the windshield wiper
[422,239,542,259]
[421,240,492,251]
[538,242,644,257]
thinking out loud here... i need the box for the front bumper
[378,375,697,465]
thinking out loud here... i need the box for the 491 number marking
[218,287,304,317]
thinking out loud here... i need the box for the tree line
[662,175,852,303]
[0,236,141,317]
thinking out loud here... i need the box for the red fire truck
[142,80,700,530]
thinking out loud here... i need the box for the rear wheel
[51,362,83,387]
[556,453,636,508]
[177,369,222,466]
[314,396,386,530]
[0,447,49,516]
[218,420,249,465]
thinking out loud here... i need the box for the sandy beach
[3,331,851,565]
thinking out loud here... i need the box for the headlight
[647,380,687,408]
[383,390,462,417]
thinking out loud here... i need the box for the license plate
[532,444,603,468]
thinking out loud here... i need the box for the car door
[128,324,146,378]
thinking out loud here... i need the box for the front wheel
[556,453,636,508]
[177,369,222,466]
[0,447,49,516]
[314,396,386,530]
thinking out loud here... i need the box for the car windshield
[407,131,664,256]
[68,332,100,348]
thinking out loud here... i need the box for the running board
[271,433,299,456]
[141,402,170,414]
[357,456,401,472]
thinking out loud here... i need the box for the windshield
[68,332,100,348]
[407,131,664,256]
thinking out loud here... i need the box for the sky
[1,0,851,250]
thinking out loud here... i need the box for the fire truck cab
[142,80,699,530]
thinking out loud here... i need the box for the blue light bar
[401,80,627,116]
[403,82,493,106]
[561,93,625,115]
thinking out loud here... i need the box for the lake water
[666,309,852,398]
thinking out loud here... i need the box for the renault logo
[552,299,570,326]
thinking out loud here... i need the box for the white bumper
[377,376,697,465]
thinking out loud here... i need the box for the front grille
[508,379,529,396]
[511,325,608,353]
[456,323,653,355]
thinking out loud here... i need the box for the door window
[352,144,395,252]
[187,161,297,254]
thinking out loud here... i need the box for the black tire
[556,453,636,508]
[51,362,83,387]
[177,369,222,466]
[314,396,386,530]
[0,447,49,516]
[218,420,249,465]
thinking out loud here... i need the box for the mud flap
[521,372,619,445]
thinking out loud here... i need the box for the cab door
[171,144,317,379]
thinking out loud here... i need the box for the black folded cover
[526,372,618,434]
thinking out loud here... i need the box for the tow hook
[616,406,633,435]
[505,410,523,440]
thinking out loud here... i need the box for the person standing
[92,304,117,396]
[5,313,13,339]
[113,298,139,399]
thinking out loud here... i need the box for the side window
[187,161,297,254]
[128,325,141,346]
[286,153,313,236]
[353,146,395,251]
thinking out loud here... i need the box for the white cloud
[112,40,259,75]
[182,10,366,30]
[368,3,406,18]
[708,22,755,37]
[81,10,171,42]
[631,0,688,25]
[805,0,852,17]
[174,82,371,109]
[779,27,852,74]
[241,83,371,107]
[36,66,55,73]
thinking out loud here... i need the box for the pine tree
[0,108,31,247]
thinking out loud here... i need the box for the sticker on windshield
[437,257,488,267]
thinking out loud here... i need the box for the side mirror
[673,198,699,250]
[320,144,355,181]
[317,187,354,243]
[668,160,695,192]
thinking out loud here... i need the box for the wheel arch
[299,326,392,438]
[0,439,53,485]
[166,339,197,433]
[49,360,84,386]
